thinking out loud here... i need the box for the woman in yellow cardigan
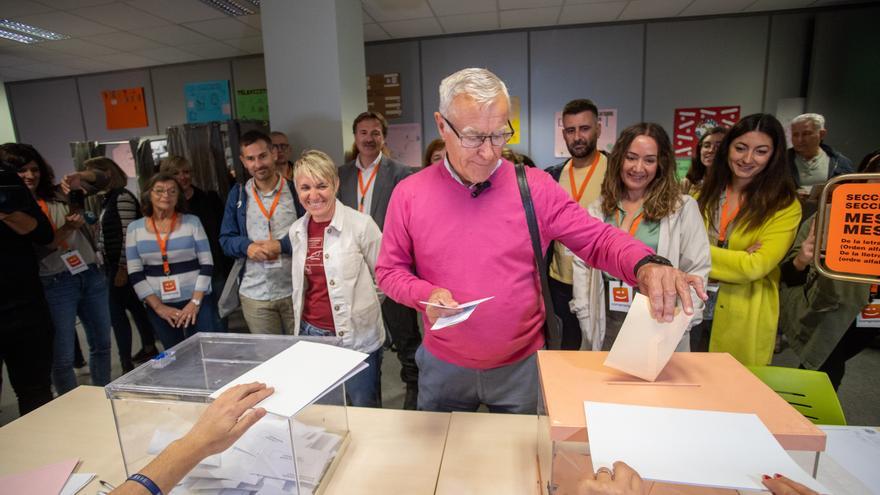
[697,114,800,365]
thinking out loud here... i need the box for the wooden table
[0,386,451,495]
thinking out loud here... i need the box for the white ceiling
[0,0,869,82]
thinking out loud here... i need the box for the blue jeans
[145,296,222,350]
[300,320,383,408]
[41,265,112,395]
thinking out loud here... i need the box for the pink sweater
[376,160,652,369]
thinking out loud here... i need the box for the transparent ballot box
[105,333,350,495]
[536,351,826,494]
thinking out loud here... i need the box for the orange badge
[162,279,177,292]
[861,304,880,320]
[612,286,629,303]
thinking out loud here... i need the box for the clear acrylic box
[105,333,350,495]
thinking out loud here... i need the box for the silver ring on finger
[595,467,614,480]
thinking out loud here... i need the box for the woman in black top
[83,157,158,370]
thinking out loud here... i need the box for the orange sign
[162,279,177,293]
[64,253,82,267]
[612,286,629,302]
[102,87,148,130]
[825,183,880,276]
[861,303,880,320]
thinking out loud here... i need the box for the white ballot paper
[819,426,880,494]
[419,296,494,331]
[211,341,368,417]
[603,293,692,381]
[584,401,829,493]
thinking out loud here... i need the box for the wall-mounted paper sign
[184,80,232,123]
[367,72,401,119]
[672,105,740,159]
[236,88,269,121]
[102,87,148,130]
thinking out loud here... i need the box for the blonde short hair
[294,150,339,189]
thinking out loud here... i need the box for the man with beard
[545,99,607,350]
[337,112,419,409]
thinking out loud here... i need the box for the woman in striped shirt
[126,173,220,348]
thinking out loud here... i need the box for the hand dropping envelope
[603,293,692,381]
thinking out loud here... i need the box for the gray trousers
[415,345,539,414]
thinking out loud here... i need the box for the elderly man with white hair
[788,113,854,188]
[375,68,707,414]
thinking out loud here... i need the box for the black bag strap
[515,164,562,350]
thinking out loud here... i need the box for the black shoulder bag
[515,164,563,350]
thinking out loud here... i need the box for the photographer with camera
[2,143,112,396]
[0,155,55,415]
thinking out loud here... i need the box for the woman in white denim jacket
[570,123,711,351]
[288,150,385,407]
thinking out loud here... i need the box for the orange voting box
[536,352,825,494]
[102,87,148,130]
[826,183,880,277]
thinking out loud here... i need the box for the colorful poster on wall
[102,87,148,130]
[508,96,521,145]
[236,88,269,121]
[673,106,740,158]
[367,73,401,118]
[554,108,618,158]
[825,183,880,277]
[386,123,422,168]
[184,80,232,123]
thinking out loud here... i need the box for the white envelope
[603,293,692,381]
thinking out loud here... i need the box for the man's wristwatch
[633,254,673,277]
[191,298,202,307]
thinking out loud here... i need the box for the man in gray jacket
[337,111,419,409]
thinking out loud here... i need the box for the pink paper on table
[0,458,78,495]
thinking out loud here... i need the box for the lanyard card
[263,258,283,269]
[856,300,880,328]
[608,280,634,312]
[160,276,181,301]
[61,249,89,275]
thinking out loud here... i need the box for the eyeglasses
[441,115,514,148]
[152,188,178,197]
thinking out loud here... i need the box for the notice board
[367,73,401,119]
[102,87,148,130]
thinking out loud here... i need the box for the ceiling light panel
[0,19,70,41]
[198,0,258,16]
[0,28,40,44]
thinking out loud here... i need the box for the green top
[604,203,660,252]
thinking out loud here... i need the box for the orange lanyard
[150,213,177,276]
[616,209,644,237]
[357,162,380,212]
[252,179,283,238]
[37,199,69,251]
[567,153,600,203]
[719,187,741,242]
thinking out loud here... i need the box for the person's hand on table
[425,288,461,324]
[182,382,274,458]
[761,474,819,495]
[636,264,707,322]
[577,461,647,495]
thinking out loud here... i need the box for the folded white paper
[584,401,829,493]
[60,472,95,495]
[819,426,880,494]
[426,296,494,330]
[210,341,368,417]
[603,293,692,381]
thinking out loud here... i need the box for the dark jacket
[337,155,413,231]
[0,173,53,312]
[787,143,854,187]
[100,187,141,270]
[219,179,305,273]
[187,186,231,277]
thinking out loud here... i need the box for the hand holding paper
[603,293,692,381]
[420,296,494,331]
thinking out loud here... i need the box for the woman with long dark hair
[681,126,726,196]
[697,114,800,365]
[2,143,112,394]
[571,123,711,350]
